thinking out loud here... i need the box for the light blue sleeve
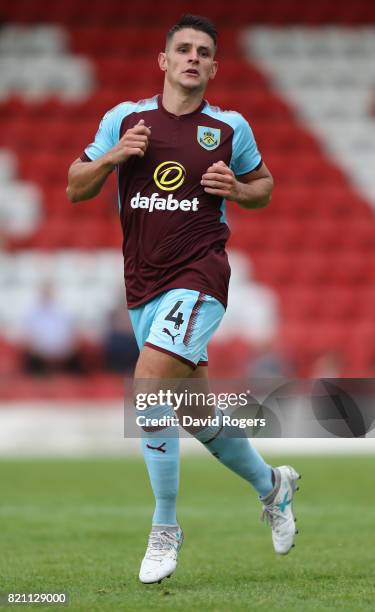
[84,103,127,161]
[231,115,261,176]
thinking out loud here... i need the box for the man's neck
[161,82,204,116]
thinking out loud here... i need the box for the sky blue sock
[194,408,273,498]
[137,404,179,525]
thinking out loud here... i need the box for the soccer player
[67,14,300,584]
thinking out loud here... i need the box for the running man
[67,14,300,584]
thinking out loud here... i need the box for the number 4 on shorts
[165,301,184,330]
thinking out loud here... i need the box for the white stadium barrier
[0,403,374,457]
[245,27,375,208]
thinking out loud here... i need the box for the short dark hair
[166,14,217,49]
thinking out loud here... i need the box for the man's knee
[135,345,193,379]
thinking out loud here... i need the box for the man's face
[159,28,217,92]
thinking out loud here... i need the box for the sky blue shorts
[128,289,225,368]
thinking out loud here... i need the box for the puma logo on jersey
[146,442,167,453]
[162,328,180,344]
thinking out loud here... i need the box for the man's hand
[201,161,239,199]
[67,119,152,203]
[201,159,273,209]
[107,119,151,165]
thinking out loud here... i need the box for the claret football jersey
[81,95,262,309]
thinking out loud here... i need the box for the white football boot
[139,525,184,584]
[261,465,301,555]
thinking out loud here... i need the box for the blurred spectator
[103,298,139,374]
[247,337,295,378]
[21,282,84,375]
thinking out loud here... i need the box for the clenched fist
[201,160,239,199]
[107,119,151,165]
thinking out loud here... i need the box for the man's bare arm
[66,156,115,203]
[201,160,273,209]
[66,120,151,203]
[234,162,273,209]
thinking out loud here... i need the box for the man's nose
[188,50,199,62]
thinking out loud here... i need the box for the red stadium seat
[287,252,334,286]
[95,58,163,89]
[0,339,22,375]
[331,252,368,286]
[280,288,321,322]
[253,253,292,286]
[29,217,77,249]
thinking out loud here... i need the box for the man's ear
[210,60,218,80]
[158,52,167,72]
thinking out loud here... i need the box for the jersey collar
[158,94,206,119]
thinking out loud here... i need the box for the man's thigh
[130,288,225,374]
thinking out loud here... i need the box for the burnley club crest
[197,126,221,151]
